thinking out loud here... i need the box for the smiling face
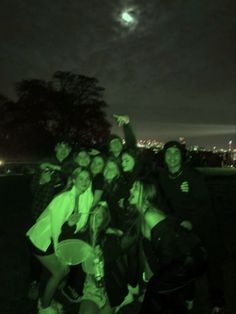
[90,156,105,175]
[164,146,182,172]
[73,170,91,193]
[103,160,120,181]
[74,151,91,167]
[122,152,135,172]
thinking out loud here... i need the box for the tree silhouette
[0,71,111,158]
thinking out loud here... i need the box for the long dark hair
[134,178,164,214]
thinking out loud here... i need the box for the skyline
[0,0,235,149]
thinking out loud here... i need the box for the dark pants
[139,247,206,314]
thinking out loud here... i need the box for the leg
[35,253,69,308]
[100,299,114,314]
[79,300,99,314]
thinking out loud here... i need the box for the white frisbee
[56,239,93,266]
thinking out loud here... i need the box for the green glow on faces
[75,151,91,167]
[122,153,135,172]
[165,147,182,172]
[109,139,123,154]
[90,156,105,175]
[74,170,91,193]
[104,161,119,181]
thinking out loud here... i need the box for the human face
[109,138,123,156]
[55,142,72,162]
[74,170,91,193]
[103,161,119,181]
[74,151,91,167]
[90,156,105,175]
[129,181,141,207]
[165,146,182,171]
[122,153,135,172]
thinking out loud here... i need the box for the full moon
[119,7,138,29]
[121,11,134,24]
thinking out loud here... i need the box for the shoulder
[49,189,73,207]
[144,208,166,230]
[183,166,206,182]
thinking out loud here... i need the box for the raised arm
[113,114,137,149]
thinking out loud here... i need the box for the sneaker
[61,285,81,303]
[28,280,40,300]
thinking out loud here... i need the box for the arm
[75,186,94,232]
[91,189,104,209]
[49,193,69,250]
[113,114,137,149]
[40,161,61,172]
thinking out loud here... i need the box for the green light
[121,11,134,24]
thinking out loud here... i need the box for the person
[101,157,141,308]
[128,179,207,314]
[27,140,73,300]
[79,199,138,314]
[74,149,91,168]
[26,168,93,314]
[107,114,137,166]
[61,154,106,303]
[78,202,113,314]
[102,158,126,232]
[31,140,73,221]
[157,141,225,313]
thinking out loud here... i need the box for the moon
[119,7,139,29]
[121,11,134,25]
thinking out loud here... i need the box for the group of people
[26,114,225,314]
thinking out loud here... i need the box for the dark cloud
[0,0,235,148]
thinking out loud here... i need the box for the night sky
[0,0,235,149]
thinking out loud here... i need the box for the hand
[212,307,224,314]
[50,164,61,171]
[39,170,53,184]
[88,149,101,156]
[180,181,189,192]
[113,114,130,127]
[40,162,61,171]
[114,284,138,313]
[94,245,102,256]
[77,224,88,233]
[67,213,81,226]
[118,198,125,208]
[106,227,124,236]
[180,220,193,231]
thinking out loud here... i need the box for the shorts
[26,236,54,256]
[81,274,108,309]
